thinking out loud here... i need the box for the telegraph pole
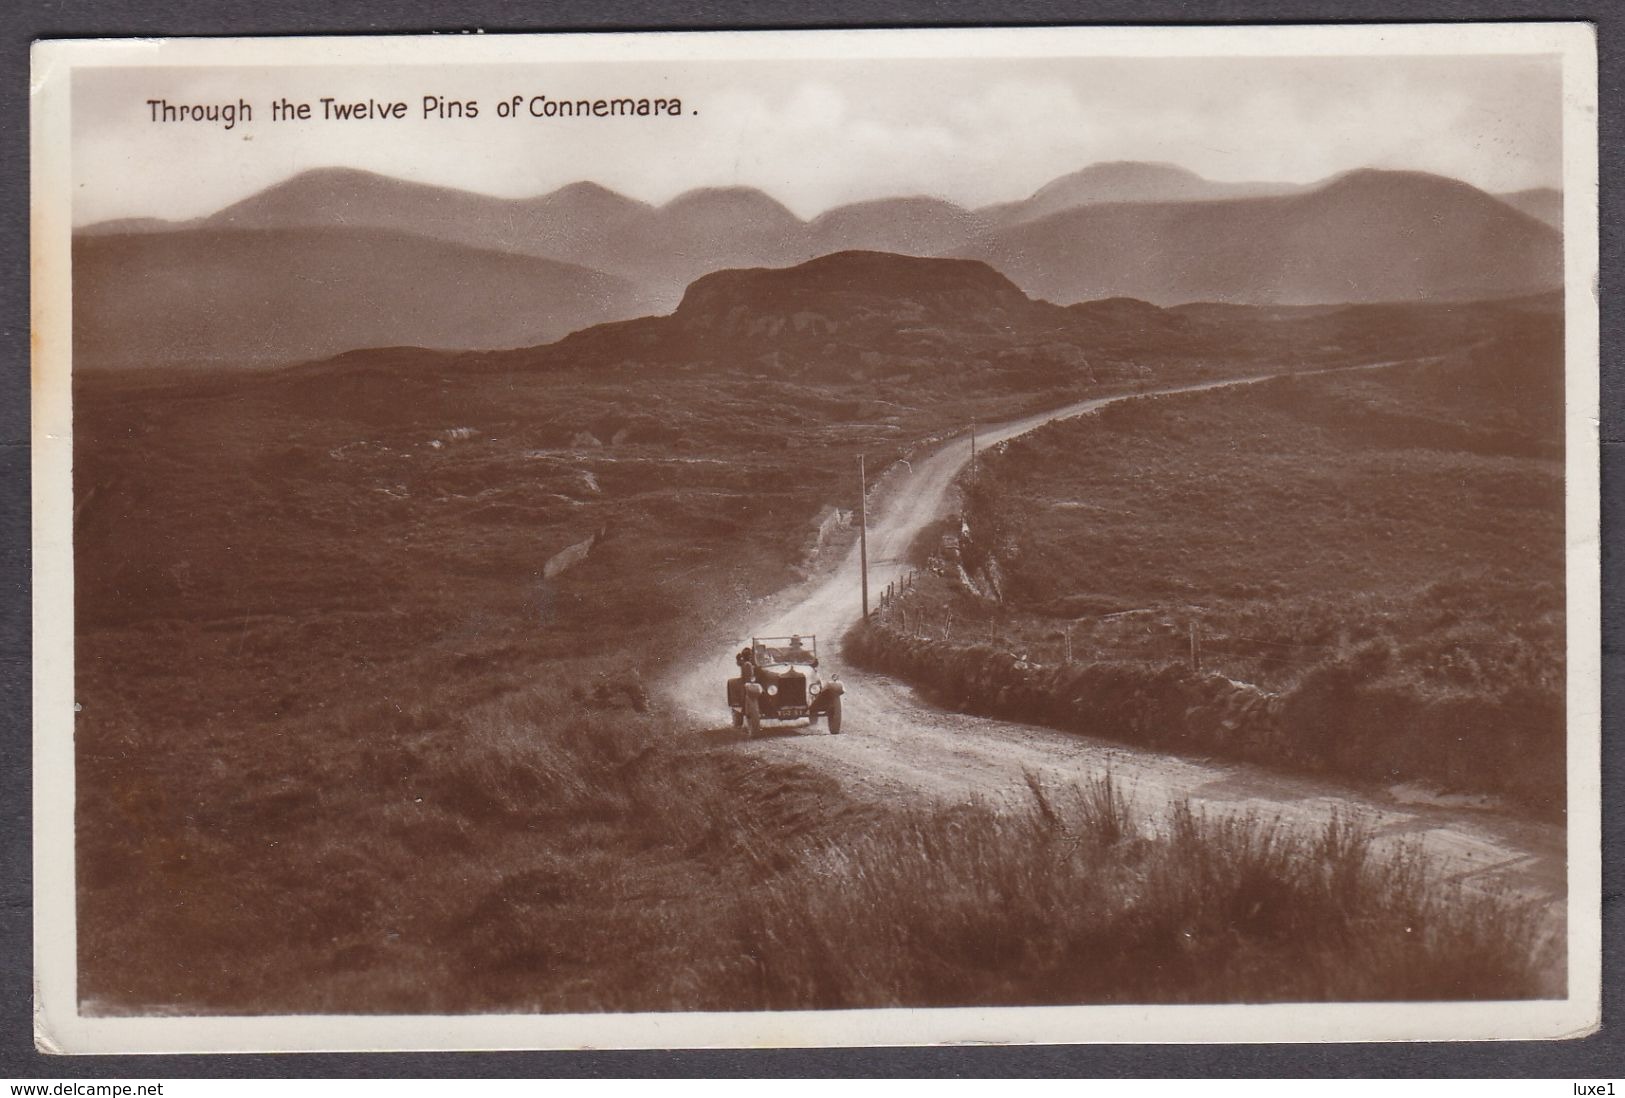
[858,454,870,618]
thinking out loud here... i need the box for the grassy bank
[857,317,1566,816]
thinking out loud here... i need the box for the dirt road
[673,365,1567,945]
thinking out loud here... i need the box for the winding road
[672,364,1568,969]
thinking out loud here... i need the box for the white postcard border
[29,22,1603,1054]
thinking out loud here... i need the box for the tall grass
[729,773,1558,1008]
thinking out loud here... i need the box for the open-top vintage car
[727,634,844,736]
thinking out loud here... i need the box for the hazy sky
[71,54,1564,225]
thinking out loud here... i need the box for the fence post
[859,454,869,619]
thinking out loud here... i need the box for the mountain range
[74,161,1564,370]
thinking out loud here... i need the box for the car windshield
[756,640,814,664]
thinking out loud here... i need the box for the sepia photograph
[29,24,1600,1052]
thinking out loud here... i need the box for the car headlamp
[766,684,778,697]
[808,681,822,696]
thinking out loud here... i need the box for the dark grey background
[1,0,1617,1079]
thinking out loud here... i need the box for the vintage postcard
[30,24,1600,1053]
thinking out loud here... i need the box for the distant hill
[203,168,541,250]
[673,250,1048,337]
[73,226,647,370]
[980,161,1306,226]
[965,169,1563,306]
[508,250,1108,384]
[76,216,175,236]
[644,187,806,288]
[807,197,986,259]
[1496,187,1563,230]
[81,169,818,314]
